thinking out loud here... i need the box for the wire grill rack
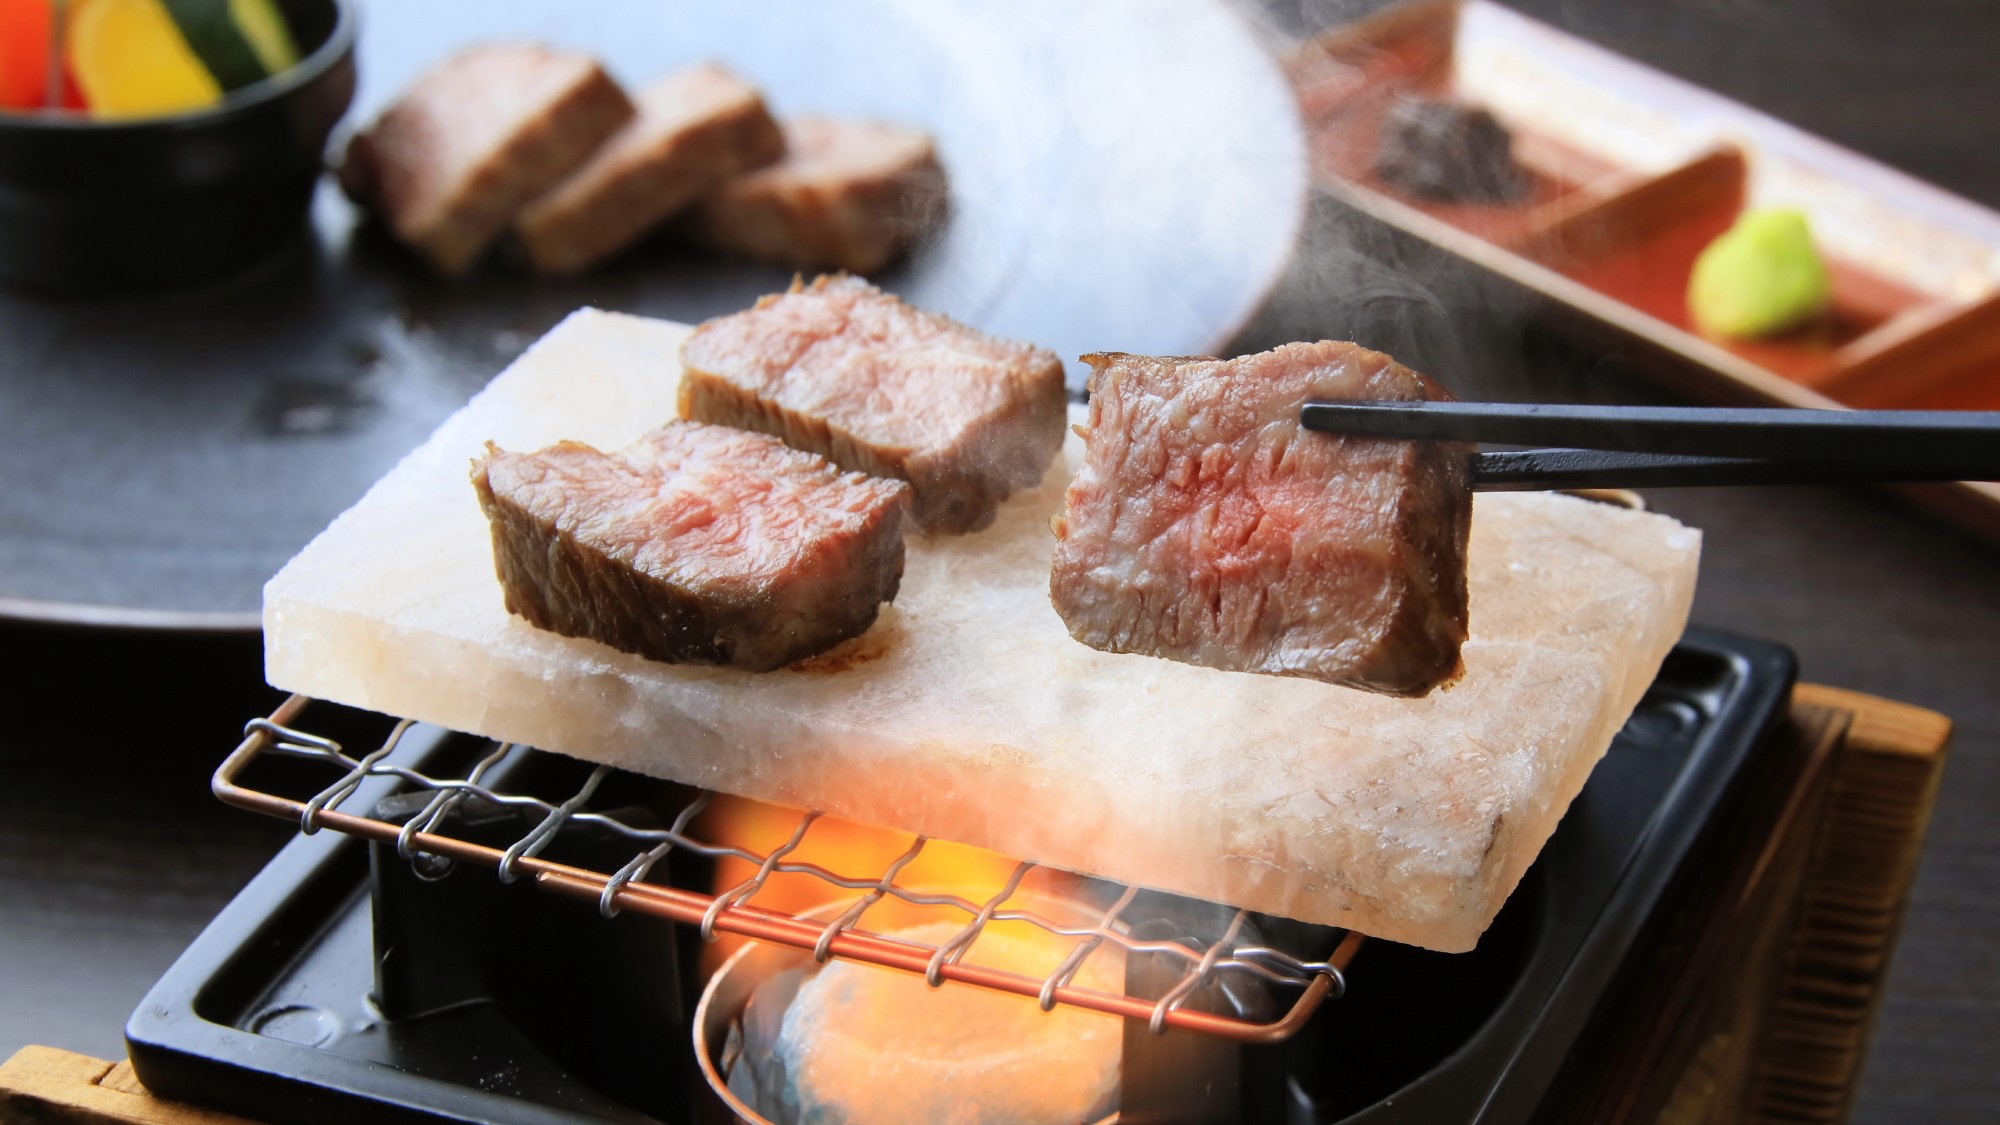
[215,695,1361,1044]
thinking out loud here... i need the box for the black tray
[124,627,1795,1124]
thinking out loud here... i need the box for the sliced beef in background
[690,116,947,275]
[339,45,634,275]
[472,421,909,672]
[678,275,1066,534]
[515,63,785,275]
[1049,342,1473,697]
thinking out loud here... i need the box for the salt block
[263,309,1701,952]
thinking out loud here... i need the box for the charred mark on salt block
[786,613,905,675]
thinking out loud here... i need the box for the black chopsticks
[1298,401,2000,492]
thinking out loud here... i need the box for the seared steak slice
[691,116,947,275]
[516,64,784,274]
[678,275,1066,534]
[339,45,634,275]
[1049,343,1473,697]
[471,421,909,671]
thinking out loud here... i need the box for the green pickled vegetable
[161,0,296,91]
[162,0,260,89]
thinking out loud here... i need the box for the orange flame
[694,794,1083,972]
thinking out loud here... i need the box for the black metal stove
[124,626,1797,1124]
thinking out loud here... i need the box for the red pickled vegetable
[0,0,58,110]
[56,64,85,109]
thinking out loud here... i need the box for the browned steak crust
[691,116,947,275]
[339,45,634,275]
[516,63,785,274]
[1048,343,1473,697]
[678,275,1066,534]
[471,422,909,671]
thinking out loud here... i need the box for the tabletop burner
[125,627,1796,1124]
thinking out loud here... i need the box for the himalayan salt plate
[265,310,1701,950]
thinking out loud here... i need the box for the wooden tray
[1288,0,2000,541]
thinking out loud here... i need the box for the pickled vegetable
[162,0,298,91]
[67,0,222,119]
[162,0,262,89]
[228,0,296,76]
[0,0,56,110]
[1687,208,1833,339]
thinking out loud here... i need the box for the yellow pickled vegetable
[67,0,222,119]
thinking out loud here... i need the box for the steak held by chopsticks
[472,421,909,671]
[679,275,1067,534]
[516,63,785,275]
[1050,343,1473,697]
[339,45,635,275]
[691,116,948,274]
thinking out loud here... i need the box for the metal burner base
[126,627,1796,1125]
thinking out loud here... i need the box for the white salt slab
[264,309,1700,952]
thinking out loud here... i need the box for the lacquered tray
[1289,0,2000,541]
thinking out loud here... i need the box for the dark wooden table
[1,3,1994,1123]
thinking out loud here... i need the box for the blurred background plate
[0,0,1304,629]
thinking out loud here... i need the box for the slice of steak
[339,45,634,275]
[678,275,1066,535]
[1049,343,1473,697]
[471,421,909,671]
[690,116,947,275]
[516,63,785,275]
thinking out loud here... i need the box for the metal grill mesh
[215,694,1359,1043]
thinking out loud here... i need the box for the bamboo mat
[1648,685,1953,1124]
[1741,686,1953,1124]
[0,685,1953,1125]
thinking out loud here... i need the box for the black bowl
[0,0,356,295]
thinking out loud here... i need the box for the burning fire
[694,796,1124,1124]
[693,794,1087,971]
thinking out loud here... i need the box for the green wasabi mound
[1687,208,1832,339]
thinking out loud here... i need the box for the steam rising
[1224,0,1691,406]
